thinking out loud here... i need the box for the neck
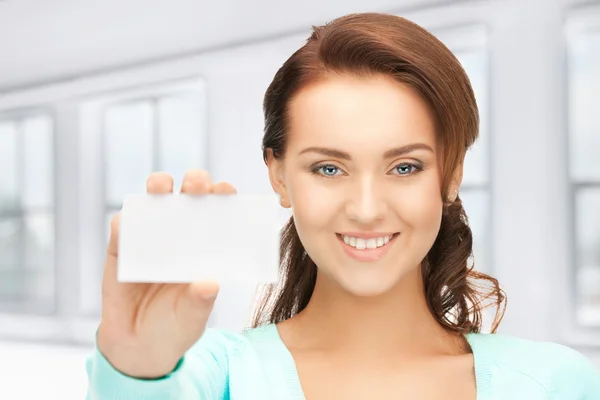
[284,265,466,358]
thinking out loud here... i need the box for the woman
[87,13,600,399]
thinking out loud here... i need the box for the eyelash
[310,162,424,179]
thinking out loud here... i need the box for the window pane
[22,115,54,209]
[456,50,489,186]
[22,213,54,270]
[575,187,600,326]
[569,32,600,181]
[0,269,55,314]
[158,94,208,190]
[105,101,153,206]
[0,122,19,211]
[460,189,490,273]
[0,217,20,270]
[0,214,54,314]
[22,213,55,311]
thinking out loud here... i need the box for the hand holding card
[97,170,264,379]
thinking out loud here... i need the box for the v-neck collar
[259,323,494,400]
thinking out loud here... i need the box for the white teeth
[341,234,394,250]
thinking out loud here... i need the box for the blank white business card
[117,193,282,284]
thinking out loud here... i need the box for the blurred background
[0,0,599,398]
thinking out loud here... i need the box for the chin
[334,269,408,298]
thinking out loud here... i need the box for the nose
[344,176,388,225]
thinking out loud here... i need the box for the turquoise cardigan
[86,324,600,399]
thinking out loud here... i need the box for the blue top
[86,323,600,399]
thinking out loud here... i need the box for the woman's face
[269,74,460,297]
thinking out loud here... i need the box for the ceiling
[0,0,458,92]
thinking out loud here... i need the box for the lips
[335,233,400,262]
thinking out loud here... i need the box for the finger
[146,172,174,194]
[188,280,220,300]
[103,212,121,292]
[181,169,213,194]
[107,212,120,258]
[212,182,237,195]
[175,281,220,333]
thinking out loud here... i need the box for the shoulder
[468,332,600,398]
[189,324,279,359]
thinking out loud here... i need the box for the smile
[340,234,394,249]
[335,232,399,262]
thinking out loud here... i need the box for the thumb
[174,281,220,334]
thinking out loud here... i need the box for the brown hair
[253,13,506,334]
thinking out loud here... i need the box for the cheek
[286,173,340,231]
[400,176,444,235]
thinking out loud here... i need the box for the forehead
[286,74,437,154]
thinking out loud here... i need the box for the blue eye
[312,164,342,177]
[394,163,419,175]
[318,165,340,176]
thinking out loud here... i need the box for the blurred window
[435,25,493,274]
[567,27,600,327]
[0,114,55,314]
[103,93,208,242]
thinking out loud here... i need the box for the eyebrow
[298,143,434,160]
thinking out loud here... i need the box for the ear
[266,148,291,209]
[447,159,464,203]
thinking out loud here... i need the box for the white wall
[0,341,91,400]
